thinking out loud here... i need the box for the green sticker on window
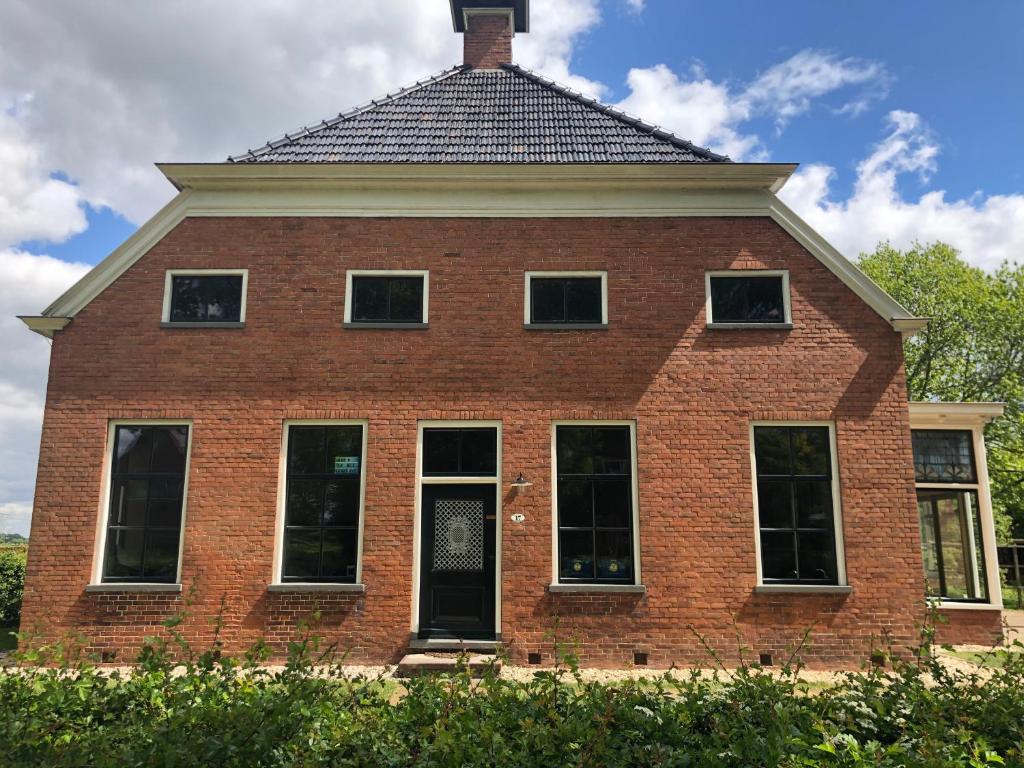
[334,456,360,475]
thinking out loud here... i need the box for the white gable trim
[32,167,923,332]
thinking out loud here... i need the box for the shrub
[0,544,26,625]
[0,612,1021,767]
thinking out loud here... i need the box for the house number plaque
[510,513,526,524]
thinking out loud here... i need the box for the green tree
[860,242,1024,540]
[0,545,26,625]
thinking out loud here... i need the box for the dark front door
[419,484,496,639]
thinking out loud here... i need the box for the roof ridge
[226,64,470,163]
[500,63,730,163]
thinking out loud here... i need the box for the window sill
[343,322,428,330]
[160,321,245,329]
[754,584,852,595]
[933,600,1001,611]
[706,322,793,330]
[547,583,646,594]
[86,583,182,593]
[267,583,366,594]
[524,323,608,331]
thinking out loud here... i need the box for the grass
[1002,583,1024,610]
[946,648,1023,669]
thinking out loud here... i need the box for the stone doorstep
[395,653,502,678]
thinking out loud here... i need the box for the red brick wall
[23,215,945,667]
[463,13,512,69]
[936,609,1003,646]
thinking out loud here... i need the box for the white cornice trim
[158,162,798,192]
[909,402,1006,427]
[18,315,72,338]
[35,167,924,332]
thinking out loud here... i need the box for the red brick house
[18,0,1006,667]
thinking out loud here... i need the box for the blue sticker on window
[334,456,360,475]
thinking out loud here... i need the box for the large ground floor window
[917,489,989,602]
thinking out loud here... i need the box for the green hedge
[0,619,1021,767]
[0,544,26,625]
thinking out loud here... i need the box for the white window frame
[90,419,194,588]
[271,419,370,589]
[524,271,609,327]
[161,269,249,324]
[705,270,791,328]
[749,421,848,590]
[411,420,503,634]
[549,420,642,587]
[344,270,429,326]
[908,406,1004,610]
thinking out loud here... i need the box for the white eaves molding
[31,164,924,334]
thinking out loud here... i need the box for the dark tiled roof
[228,64,729,164]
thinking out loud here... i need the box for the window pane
[797,532,836,582]
[760,531,797,580]
[757,480,792,529]
[709,275,784,323]
[595,531,632,580]
[323,480,360,526]
[744,277,785,322]
[531,279,566,323]
[423,429,460,475]
[556,427,593,475]
[593,428,630,475]
[283,530,321,580]
[791,428,830,476]
[321,529,358,580]
[794,480,832,529]
[144,530,181,581]
[912,430,976,483]
[351,277,389,321]
[460,429,497,475]
[558,479,593,528]
[115,427,153,474]
[565,278,603,323]
[104,529,145,579]
[110,479,148,526]
[387,278,423,322]
[287,479,323,526]
[170,275,243,322]
[935,494,975,599]
[289,427,324,474]
[754,427,790,475]
[594,480,631,528]
[147,500,181,529]
[325,426,362,475]
[559,530,594,580]
[918,496,942,597]
[150,427,189,473]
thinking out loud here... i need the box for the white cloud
[0,249,90,536]
[0,0,605,223]
[779,110,1024,269]
[0,108,88,246]
[616,50,889,160]
[623,0,645,13]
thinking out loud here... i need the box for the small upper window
[163,271,247,325]
[423,428,498,477]
[912,430,977,484]
[525,272,607,327]
[707,272,790,326]
[345,271,428,326]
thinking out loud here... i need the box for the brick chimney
[450,1,529,70]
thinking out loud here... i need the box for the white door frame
[411,420,503,636]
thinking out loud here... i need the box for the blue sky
[0,0,1021,535]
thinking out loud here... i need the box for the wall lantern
[510,472,533,489]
